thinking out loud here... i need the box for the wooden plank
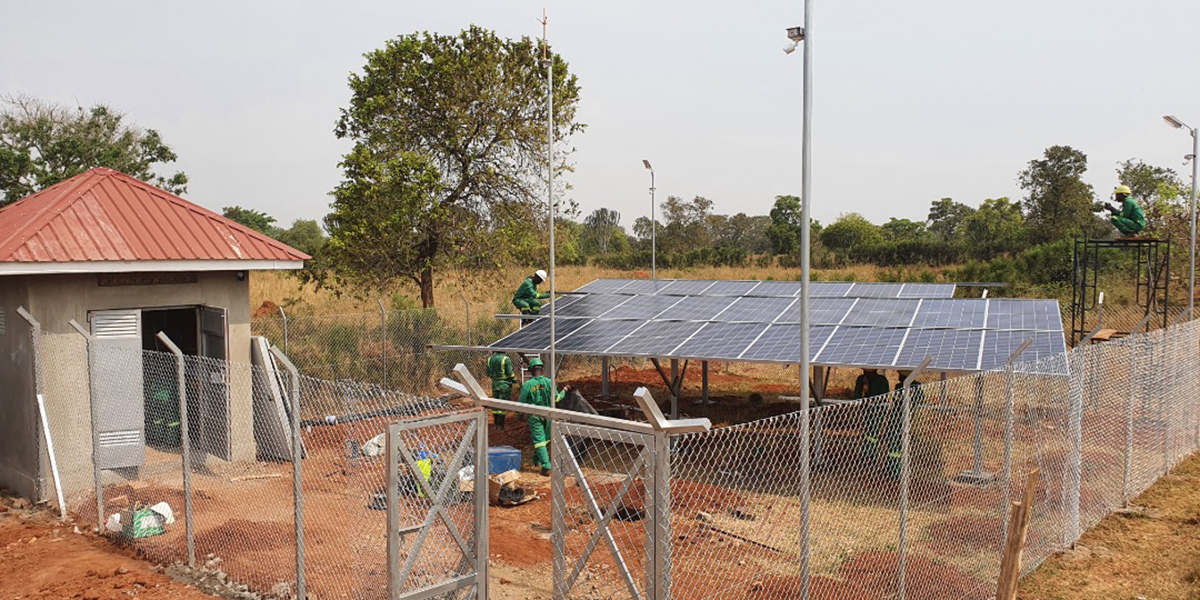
[996,469,1039,600]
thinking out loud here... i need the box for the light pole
[643,159,656,280]
[785,12,814,600]
[1164,115,1198,320]
[543,11,557,392]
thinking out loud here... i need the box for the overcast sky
[3,1,1198,230]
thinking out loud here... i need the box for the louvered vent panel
[92,311,139,338]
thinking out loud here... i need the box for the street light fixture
[1163,114,1198,320]
[643,159,656,280]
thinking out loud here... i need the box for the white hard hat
[535,269,548,280]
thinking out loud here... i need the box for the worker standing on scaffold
[512,269,550,326]
[1105,185,1146,237]
[486,350,516,427]
[854,368,892,462]
[517,357,566,476]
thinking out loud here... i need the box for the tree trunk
[419,264,435,308]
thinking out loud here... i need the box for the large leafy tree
[820,213,883,251]
[957,197,1027,258]
[926,197,974,242]
[767,195,805,255]
[1018,145,1096,243]
[0,95,186,205]
[325,27,582,307]
[223,206,278,235]
[659,195,714,253]
[583,208,622,255]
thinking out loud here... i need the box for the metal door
[386,409,488,599]
[90,309,145,469]
[198,306,231,460]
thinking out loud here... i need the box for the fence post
[15,307,47,503]
[1065,348,1085,547]
[385,423,399,599]
[378,299,388,390]
[270,346,305,598]
[653,429,671,600]
[897,357,931,600]
[155,332,195,568]
[68,319,105,533]
[1122,315,1151,505]
[276,304,288,354]
[799,404,811,600]
[1003,339,1034,486]
[463,295,472,348]
[474,409,488,598]
[551,416,566,599]
[601,357,611,399]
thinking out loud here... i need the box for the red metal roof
[0,168,309,264]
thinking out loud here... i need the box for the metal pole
[971,375,986,476]
[277,304,288,354]
[1065,347,1084,546]
[1123,314,1152,505]
[68,319,105,533]
[463,295,472,347]
[798,0,814,595]
[651,169,656,280]
[701,360,709,405]
[386,424,399,599]
[799,404,812,600]
[653,429,671,600]
[544,17,557,397]
[155,332,195,568]
[474,410,489,597]
[551,417,566,598]
[15,307,47,502]
[670,359,680,419]
[1189,128,1198,321]
[378,299,387,390]
[271,346,305,597]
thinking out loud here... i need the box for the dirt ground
[0,494,217,599]
[1017,450,1200,600]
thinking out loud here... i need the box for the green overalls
[855,372,892,460]
[1111,197,1146,235]
[882,381,925,477]
[517,374,565,471]
[486,352,516,426]
[512,277,550,314]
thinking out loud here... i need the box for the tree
[767,195,805,255]
[956,197,1026,258]
[328,27,582,307]
[926,198,974,242]
[881,217,928,241]
[222,206,278,235]
[0,95,186,205]
[820,213,883,251]
[659,195,714,253]
[1116,158,1184,204]
[277,219,327,257]
[583,208,621,254]
[1018,145,1095,243]
[632,216,659,246]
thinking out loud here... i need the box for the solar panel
[656,280,718,295]
[703,280,761,295]
[776,297,856,325]
[489,317,590,351]
[716,296,796,322]
[816,327,908,367]
[979,330,1069,371]
[666,296,738,320]
[609,294,684,319]
[911,299,987,328]
[608,320,705,355]
[747,280,803,297]
[741,324,836,362]
[555,319,644,352]
[673,322,768,359]
[809,282,855,297]
[894,329,984,371]
[899,283,956,298]
[842,298,921,327]
[847,282,906,298]
[537,294,582,314]
[618,279,676,294]
[554,294,632,318]
[575,279,633,293]
[985,299,1063,330]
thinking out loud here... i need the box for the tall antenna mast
[540,8,557,398]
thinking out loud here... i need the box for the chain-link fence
[22,308,1200,600]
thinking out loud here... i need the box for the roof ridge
[0,169,110,257]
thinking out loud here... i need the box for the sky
[3,0,1199,230]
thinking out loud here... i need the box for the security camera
[786,26,805,42]
[783,41,799,54]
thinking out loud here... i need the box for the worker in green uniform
[486,351,517,427]
[854,368,892,461]
[512,269,551,323]
[1105,185,1146,236]
[882,371,927,477]
[517,357,566,476]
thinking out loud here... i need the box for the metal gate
[385,410,488,599]
[550,422,670,600]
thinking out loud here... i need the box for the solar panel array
[491,292,1067,373]
[570,278,956,299]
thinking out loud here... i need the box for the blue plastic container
[488,446,522,474]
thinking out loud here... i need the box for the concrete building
[0,168,307,500]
